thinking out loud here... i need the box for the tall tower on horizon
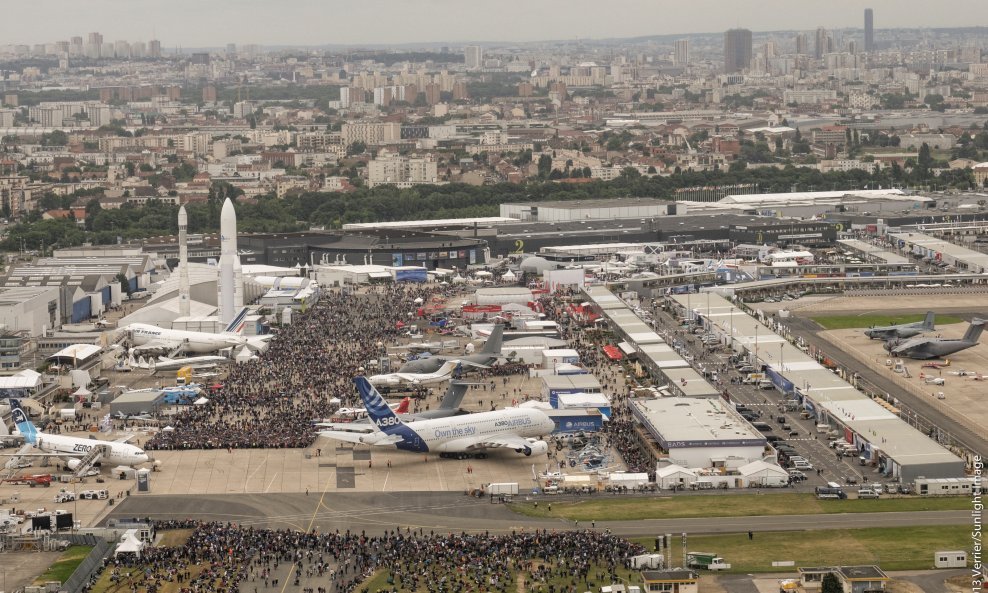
[724,28,752,74]
[675,39,690,66]
[864,8,875,52]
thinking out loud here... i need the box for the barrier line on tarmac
[280,467,334,593]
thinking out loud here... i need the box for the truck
[485,482,519,496]
[54,489,76,503]
[58,408,77,422]
[686,552,732,571]
[608,472,651,489]
[2,474,53,487]
[630,554,665,569]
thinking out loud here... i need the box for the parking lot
[655,304,898,499]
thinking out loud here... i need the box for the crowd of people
[145,286,450,451]
[85,521,646,593]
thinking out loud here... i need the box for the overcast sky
[3,0,985,47]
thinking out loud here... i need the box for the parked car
[857,488,880,499]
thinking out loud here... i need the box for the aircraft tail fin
[8,399,38,445]
[923,311,935,330]
[439,381,470,410]
[481,323,504,355]
[354,377,407,435]
[222,307,250,335]
[394,397,411,414]
[963,318,986,343]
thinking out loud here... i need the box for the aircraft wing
[449,434,536,451]
[0,451,86,458]
[891,337,928,352]
[114,435,136,444]
[313,422,374,433]
[132,339,184,352]
[317,430,402,446]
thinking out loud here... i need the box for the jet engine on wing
[519,439,549,456]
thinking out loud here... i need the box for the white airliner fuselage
[6,401,149,469]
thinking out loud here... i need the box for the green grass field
[510,493,971,521]
[34,545,93,585]
[810,314,964,330]
[632,525,970,572]
[90,565,211,593]
[361,562,639,593]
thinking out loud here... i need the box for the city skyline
[0,0,985,47]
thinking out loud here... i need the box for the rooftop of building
[631,397,766,445]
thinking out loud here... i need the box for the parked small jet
[885,318,986,360]
[368,360,486,387]
[864,311,935,340]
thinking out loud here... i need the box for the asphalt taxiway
[99,492,972,537]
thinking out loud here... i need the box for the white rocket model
[218,198,238,325]
[177,205,191,318]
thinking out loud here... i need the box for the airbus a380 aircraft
[319,377,554,459]
[2,400,149,471]
[127,308,272,354]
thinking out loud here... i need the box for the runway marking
[382,471,390,491]
[265,472,279,493]
[245,454,267,491]
[281,459,333,593]
[435,462,446,490]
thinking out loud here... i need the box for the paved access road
[102,492,971,537]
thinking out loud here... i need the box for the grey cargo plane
[885,318,986,360]
[397,324,505,374]
[314,381,471,433]
[864,311,935,340]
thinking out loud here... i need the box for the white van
[857,488,880,499]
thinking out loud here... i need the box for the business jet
[318,377,554,459]
[126,308,272,355]
[2,400,149,473]
[367,360,486,387]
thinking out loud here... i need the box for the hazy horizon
[1,0,985,48]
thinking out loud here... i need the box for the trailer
[686,552,731,571]
[485,482,519,496]
[630,554,665,569]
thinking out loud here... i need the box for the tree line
[2,164,983,252]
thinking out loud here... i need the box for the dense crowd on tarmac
[84,521,645,593]
[139,280,658,490]
[144,286,450,451]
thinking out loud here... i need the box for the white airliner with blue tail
[2,400,149,470]
[318,377,554,459]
